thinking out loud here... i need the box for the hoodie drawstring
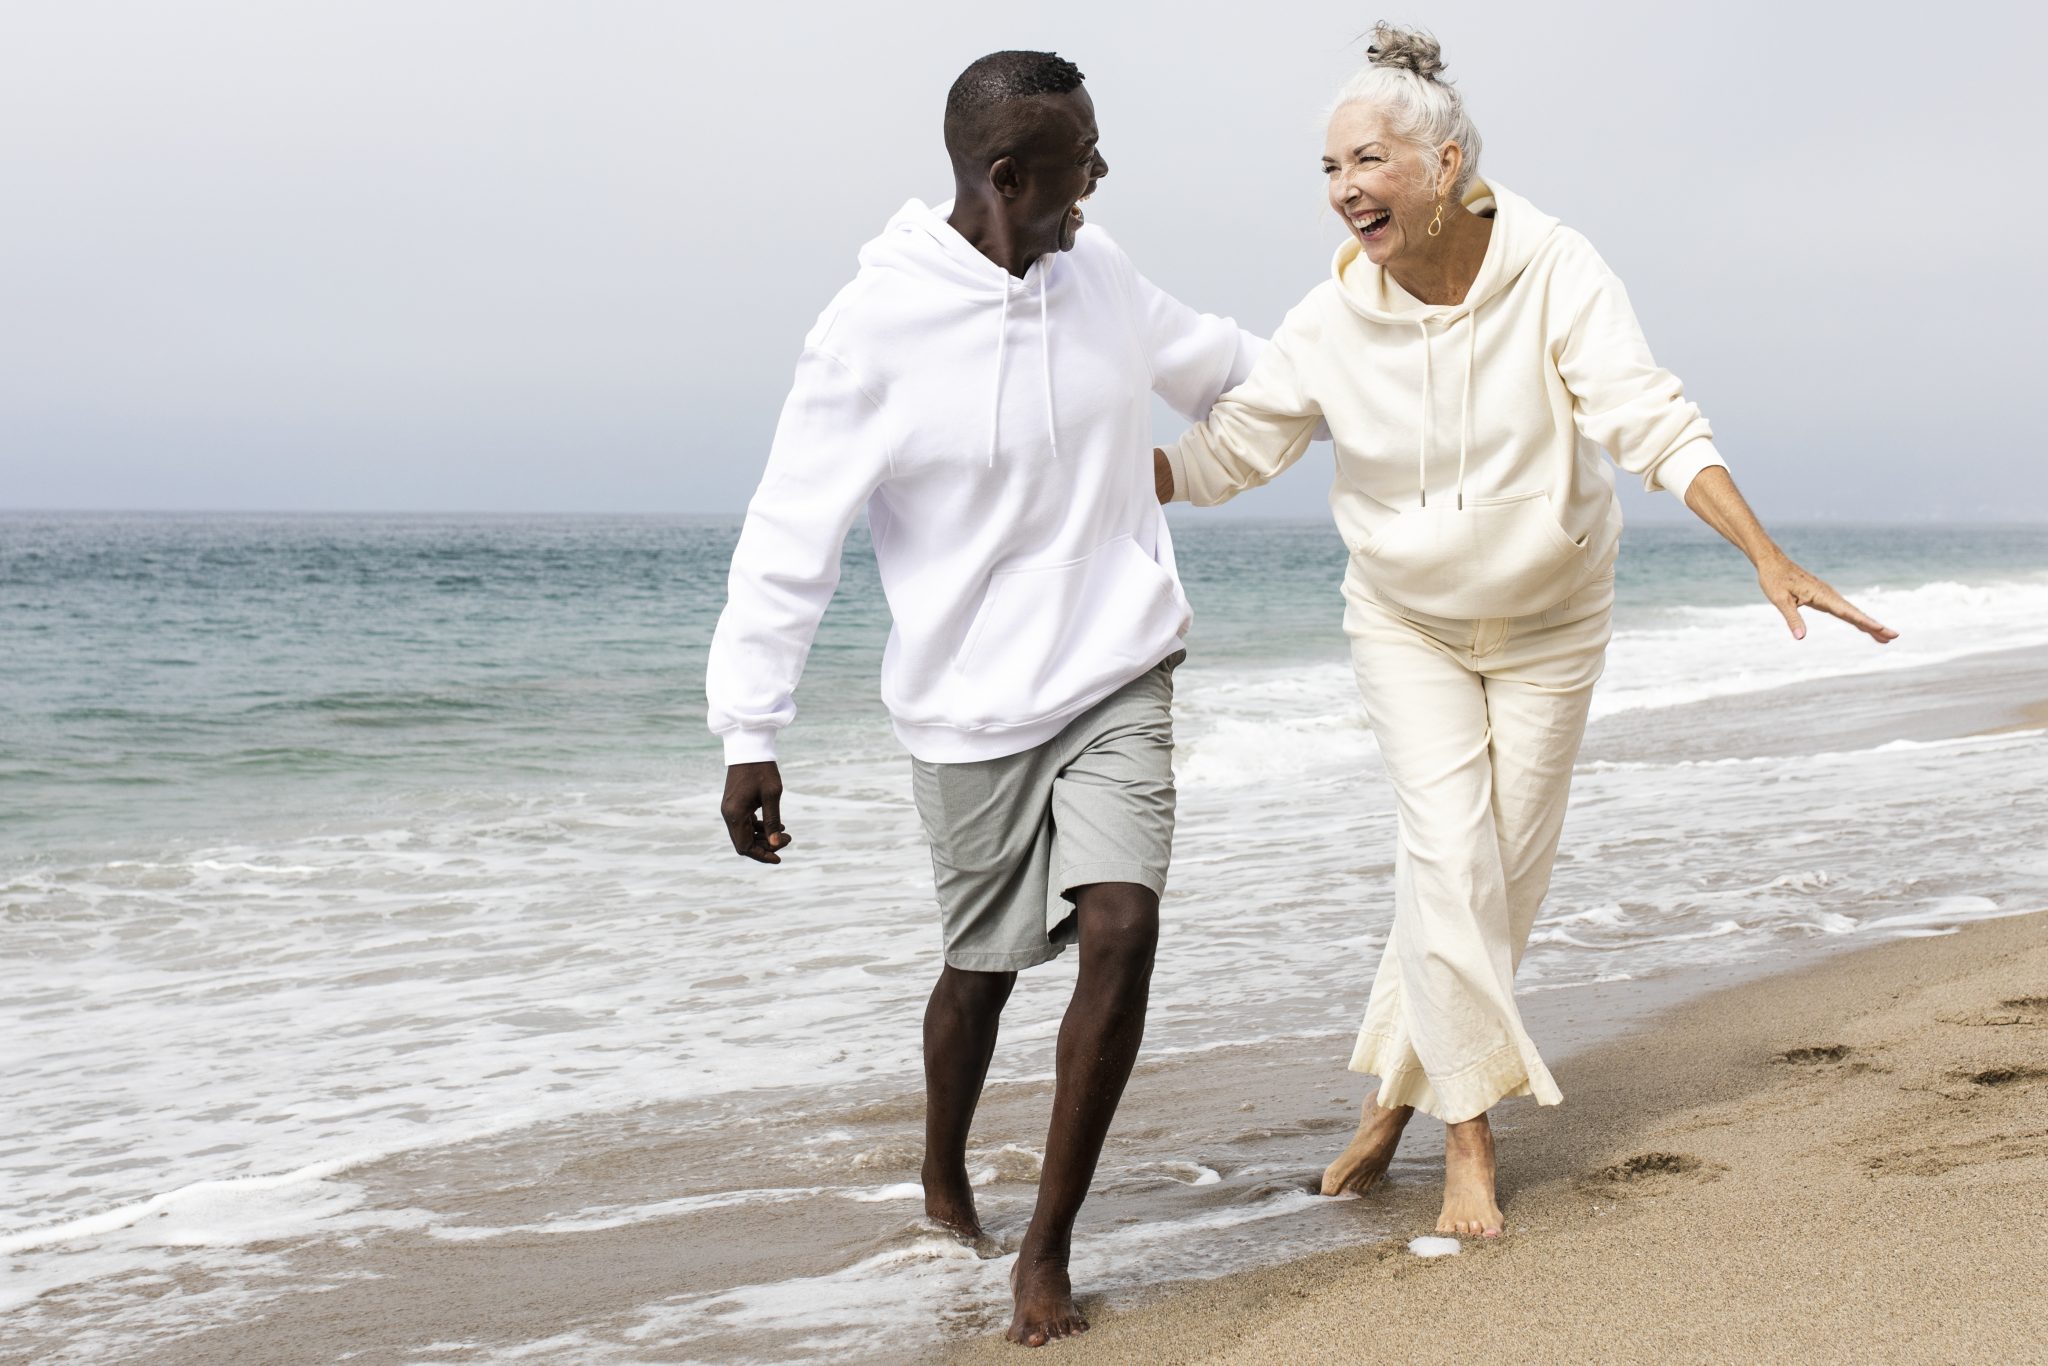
[1413,310,1478,510]
[1456,308,1475,511]
[987,286,1011,467]
[986,264,1058,467]
[1038,268,1058,461]
[1414,319,1432,508]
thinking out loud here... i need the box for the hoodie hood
[859,198,1061,467]
[859,197,1018,291]
[1331,179,1558,323]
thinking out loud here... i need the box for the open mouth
[1070,184,1096,225]
[1350,208,1391,240]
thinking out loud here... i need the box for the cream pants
[1342,561,1613,1123]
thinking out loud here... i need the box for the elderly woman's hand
[1756,553,1898,643]
[1682,467,1897,645]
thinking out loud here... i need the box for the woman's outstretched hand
[1153,448,1173,504]
[1756,553,1897,643]
[1682,466,1897,645]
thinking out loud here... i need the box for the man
[707,51,1266,1347]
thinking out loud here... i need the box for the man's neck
[947,196,1044,280]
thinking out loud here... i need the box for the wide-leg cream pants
[1342,561,1613,1123]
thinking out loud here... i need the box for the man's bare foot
[1321,1100,1414,1196]
[1006,1236,1088,1347]
[922,1159,985,1243]
[1437,1113,1505,1237]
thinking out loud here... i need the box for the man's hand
[1756,553,1898,644]
[721,761,792,863]
[1153,448,1174,504]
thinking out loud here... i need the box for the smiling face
[1322,103,1448,268]
[1009,86,1107,254]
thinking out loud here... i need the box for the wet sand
[943,909,2048,1365]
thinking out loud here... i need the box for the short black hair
[943,50,1087,171]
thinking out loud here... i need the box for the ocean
[4,511,2046,1361]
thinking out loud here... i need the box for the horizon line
[3,507,2046,527]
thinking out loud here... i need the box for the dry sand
[944,910,2048,1365]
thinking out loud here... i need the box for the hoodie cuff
[1161,441,1194,505]
[1654,438,1727,500]
[722,728,780,766]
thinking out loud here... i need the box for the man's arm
[1128,265,1262,422]
[706,348,892,862]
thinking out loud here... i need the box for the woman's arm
[1553,237,1894,645]
[1683,466,1896,643]
[1554,244,1725,501]
[1154,297,1323,506]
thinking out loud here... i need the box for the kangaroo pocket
[1357,490,1588,620]
[939,534,1187,730]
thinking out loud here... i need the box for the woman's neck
[1385,207,1493,307]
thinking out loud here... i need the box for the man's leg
[921,964,1016,1241]
[1007,881,1158,1347]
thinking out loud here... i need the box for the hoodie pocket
[1358,490,1588,620]
[949,534,1187,728]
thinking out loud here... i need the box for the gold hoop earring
[1427,200,1445,237]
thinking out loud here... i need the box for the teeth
[1352,210,1389,232]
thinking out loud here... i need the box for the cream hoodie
[1163,180,1726,620]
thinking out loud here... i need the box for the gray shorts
[910,651,1182,972]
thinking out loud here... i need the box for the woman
[1155,26,1896,1238]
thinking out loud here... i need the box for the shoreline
[942,909,2048,1364]
[6,626,2043,1360]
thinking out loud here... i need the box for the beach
[18,896,2045,1364]
[946,909,2048,1365]
[3,515,2046,1361]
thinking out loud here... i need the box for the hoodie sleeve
[1555,241,1727,499]
[1130,267,1263,423]
[705,349,892,765]
[1160,295,1324,507]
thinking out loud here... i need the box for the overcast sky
[2,0,2042,520]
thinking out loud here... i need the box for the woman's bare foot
[1437,1113,1505,1237]
[922,1159,985,1243]
[1006,1235,1088,1347]
[1321,1100,1414,1196]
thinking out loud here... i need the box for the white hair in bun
[1331,23,1483,196]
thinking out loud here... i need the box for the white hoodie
[1163,180,1726,621]
[706,200,1259,765]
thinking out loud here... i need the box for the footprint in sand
[1935,995,2048,1029]
[1773,1044,1851,1065]
[1862,1128,2048,1178]
[1907,1061,2048,1102]
[1578,1151,1724,1200]
[1956,1065,2048,1088]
